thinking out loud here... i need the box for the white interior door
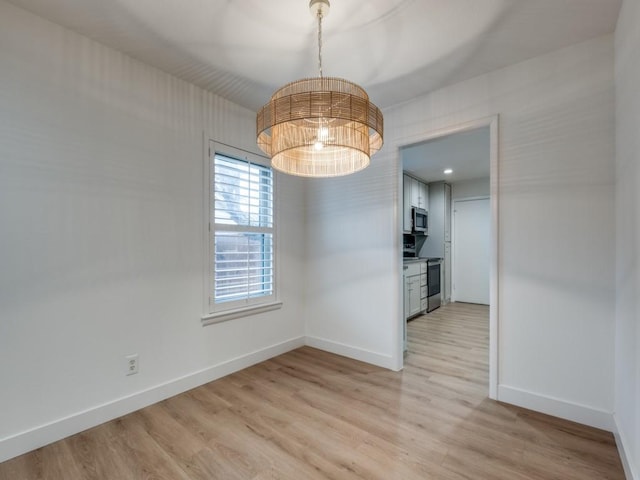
[453,198,490,304]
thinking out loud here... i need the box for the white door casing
[396,114,498,400]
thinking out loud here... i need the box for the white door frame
[451,196,490,304]
[397,115,499,400]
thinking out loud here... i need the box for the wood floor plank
[65,424,133,480]
[102,415,193,480]
[0,302,625,479]
[0,439,85,480]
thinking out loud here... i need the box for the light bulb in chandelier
[256,0,384,177]
[317,126,329,142]
[314,124,330,150]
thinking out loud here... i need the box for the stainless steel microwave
[412,207,428,234]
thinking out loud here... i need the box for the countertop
[403,257,424,263]
[403,257,443,263]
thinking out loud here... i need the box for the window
[203,143,279,323]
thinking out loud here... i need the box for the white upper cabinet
[410,176,419,207]
[403,173,429,233]
[418,181,429,210]
[403,174,412,233]
[410,176,429,210]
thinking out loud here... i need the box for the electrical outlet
[125,354,139,376]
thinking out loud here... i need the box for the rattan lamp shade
[256,77,384,177]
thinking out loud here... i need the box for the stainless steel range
[426,258,442,312]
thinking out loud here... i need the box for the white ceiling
[6,0,621,112]
[402,126,490,184]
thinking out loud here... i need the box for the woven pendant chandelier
[256,0,383,177]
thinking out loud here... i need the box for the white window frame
[201,141,281,325]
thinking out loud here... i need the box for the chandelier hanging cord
[317,6,323,78]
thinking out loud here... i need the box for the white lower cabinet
[407,276,422,317]
[404,261,429,320]
[404,262,422,319]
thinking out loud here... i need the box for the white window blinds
[211,153,274,309]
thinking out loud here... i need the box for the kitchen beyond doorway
[399,115,498,398]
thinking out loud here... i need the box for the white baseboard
[498,385,614,432]
[2,343,624,467]
[305,335,397,370]
[0,336,305,464]
[614,415,638,480]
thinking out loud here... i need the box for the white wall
[0,1,306,462]
[306,35,616,429]
[304,165,400,369]
[452,177,490,200]
[614,0,640,477]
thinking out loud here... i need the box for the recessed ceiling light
[443,168,453,175]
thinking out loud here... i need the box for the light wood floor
[0,302,625,479]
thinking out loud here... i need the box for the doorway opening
[398,116,498,399]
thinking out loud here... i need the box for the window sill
[201,301,283,326]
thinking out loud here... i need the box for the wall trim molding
[305,336,397,371]
[0,336,305,464]
[614,415,639,480]
[498,385,614,432]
